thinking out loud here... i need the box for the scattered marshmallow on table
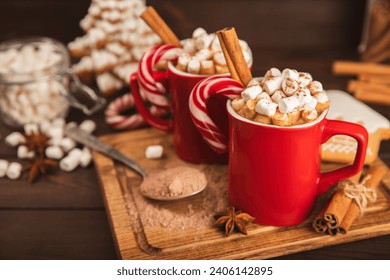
[5,132,25,147]
[0,159,9,178]
[80,147,92,168]
[45,146,64,160]
[145,145,163,159]
[6,162,22,180]
[60,137,76,153]
[17,145,35,159]
[79,120,96,134]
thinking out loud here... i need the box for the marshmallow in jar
[0,37,70,127]
[0,37,105,128]
[232,68,330,126]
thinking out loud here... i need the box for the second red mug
[131,45,235,164]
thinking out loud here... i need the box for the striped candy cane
[105,93,166,130]
[138,44,183,109]
[189,76,244,153]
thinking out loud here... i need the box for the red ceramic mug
[189,76,368,226]
[131,44,252,164]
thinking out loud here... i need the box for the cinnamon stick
[358,74,390,85]
[347,80,390,94]
[333,61,390,76]
[216,32,240,83]
[353,90,390,106]
[217,27,253,86]
[312,209,327,233]
[323,172,362,230]
[140,6,181,46]
[339,160,388,234]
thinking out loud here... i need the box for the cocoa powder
[127,164,229,231]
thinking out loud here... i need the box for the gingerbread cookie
[321,90,390,164]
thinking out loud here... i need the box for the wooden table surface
[0,0,390,260]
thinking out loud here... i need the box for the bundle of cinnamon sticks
[313,160,388,235]
[333,60,390,105]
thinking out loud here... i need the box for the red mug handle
[130,44,182,132]
[317,119,368,195]
[131,72,173,132]
[189,76,244,153]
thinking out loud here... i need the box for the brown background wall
[0,0,365,51]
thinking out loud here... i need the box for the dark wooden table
[0,0,390,260]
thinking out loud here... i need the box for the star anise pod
[214,207,255,237]
[22,132,51,155]
[23,156,58,183]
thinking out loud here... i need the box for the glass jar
[0,37,105,127]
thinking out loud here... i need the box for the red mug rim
[226,100,328,130]
[167,61,228,78]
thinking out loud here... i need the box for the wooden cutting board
[92,128,390,259]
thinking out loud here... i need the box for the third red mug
[189,76,368,226]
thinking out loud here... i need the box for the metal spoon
[65,125,207,200]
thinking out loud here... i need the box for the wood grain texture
[93,128,390,259]
[0,210,117,260]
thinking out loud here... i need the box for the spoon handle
[65,125,146,178]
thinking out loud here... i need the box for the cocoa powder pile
[140,166,207,198]
[127,164,229,231]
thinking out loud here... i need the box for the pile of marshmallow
[0,42,68,126]
[231,68,330,126]
[68,0,161,95]
[176,28,252,75]
[0,118,96,180]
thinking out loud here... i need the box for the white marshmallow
[59,156,79,172]
[39,120,52,134]
[177,53,191,69]
[263,76,283,95]
[17,145,35,159]
[187,59,201,74]
[255,99,278,117]
[0,159,9,178]
[303,97,318,111]
[65,122,78,130]
[80,147,92,167]
[258,92,272,100]
[47,126,64,140]
[282,77,299,96]
[241,85,262,102]
[265,68,281,78]
[298,72,313,87]
[195,34,214,50]
[79,120,96,134]
[24,123,39,135]
[247,78,262,87]
[211,37,222,51]
[278,96,300,113]
[282,68,299,80]
[5,132,26,147]
[314,91,330,104]
[192,27,207,38]
[195,48,213,60]
[309,81,323,94]
[52,118,66,128]
[68,148,83,160]
[213,52,226,65]
[145,145,164,159]
[60,138,76,153]
[181,39,197,55]
[45,146,64,160]
[271,90,287,103]
[6,162,22,180]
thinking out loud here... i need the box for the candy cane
[189,76,244,153]
[105,93,166,130]
[138,45,183,109]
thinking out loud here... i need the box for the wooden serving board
[93,128,390,259]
